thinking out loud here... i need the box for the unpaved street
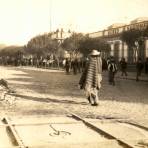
[0,66,148,126]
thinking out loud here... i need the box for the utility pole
[50,0,52,32]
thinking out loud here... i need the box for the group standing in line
[63,57,88,75]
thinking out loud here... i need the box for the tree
[0,46,24,57]
[0,46,25,65]
[61,33,85,59]
[26,33,59,57]
[143,26,148,37]
[62,33,111,57]
[61,32,84,52]
[121,29,143,62]
[78,37,96,56]
[78,36,110,56]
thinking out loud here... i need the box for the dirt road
[0,66,148,127]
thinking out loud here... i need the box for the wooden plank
[117,120,148,132]
[65,110,135,148]
[0,121,83,128]
[2,117,27,148]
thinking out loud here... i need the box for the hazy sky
[0,0,148,45]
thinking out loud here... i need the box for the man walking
[108,56,117,85]
[120,57,128,76]
[79,50,102,106]
[136,58,144,81]
[65,58,71,74]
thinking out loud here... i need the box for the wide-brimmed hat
[90,50,100,56]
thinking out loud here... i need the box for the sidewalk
[103,71,148,82]
[117,72,148,82]
[16,66,65,73]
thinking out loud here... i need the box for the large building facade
[89,17,148,63]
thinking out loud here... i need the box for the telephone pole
[50,0,52,32]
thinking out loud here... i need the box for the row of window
[90,21,148,38]
[108,22,148,35]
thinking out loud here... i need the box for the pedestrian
[62,59,66,68]
[71,58,78,75]
[136,58,144,81]
[119,57,128,76]
[102,58,108,71]
[79,49,102,106]
[65,58,71,74]
[108,56,117,85]
[144,57,148,74]
[77,58,82,73]
[81,57,89,72]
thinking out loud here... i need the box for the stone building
[51,28,72,44]
[89,17,148,63]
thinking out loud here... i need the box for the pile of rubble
[0,79,16,107]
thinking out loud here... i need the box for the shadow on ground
[12,93,87,105]
[7,68,148,104]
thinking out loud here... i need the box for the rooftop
[107,23,126,29]
[130,17,148,24]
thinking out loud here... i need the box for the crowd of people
[0,50,148,107]
[63,58,88,75]
[0,53,148,81]
[0,56,62,68]
[77,49,148,106]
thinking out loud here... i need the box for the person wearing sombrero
[79,49,102,106]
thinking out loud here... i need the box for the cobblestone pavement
[0,66,148,127]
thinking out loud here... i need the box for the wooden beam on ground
[65,110,135,148]
[2,117,27,148]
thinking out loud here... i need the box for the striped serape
[79,57,102,91]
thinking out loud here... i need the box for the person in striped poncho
[79,50,102,106]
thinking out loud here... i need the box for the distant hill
[0,44,6,50]
[0,45,24,56]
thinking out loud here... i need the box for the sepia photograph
[0,0,148,147]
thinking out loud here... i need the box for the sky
[0,0,148,45]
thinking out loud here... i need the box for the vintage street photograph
[0,0,148,147]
